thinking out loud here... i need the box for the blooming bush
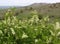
[0,10,60,44]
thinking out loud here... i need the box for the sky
[0,0,60,6]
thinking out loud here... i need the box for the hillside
[24,3,60,17]
[16,3,60,20]
[0,3,60,20]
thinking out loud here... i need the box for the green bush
[0,10,60,44]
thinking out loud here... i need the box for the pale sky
[0,0,60,6]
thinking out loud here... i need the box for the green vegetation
[0,9,60,44]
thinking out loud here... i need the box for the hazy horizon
[0,0,60,6]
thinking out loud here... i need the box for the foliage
[0,10,60,44]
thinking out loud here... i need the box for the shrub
[0,10,60,44]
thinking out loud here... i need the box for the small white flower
[35,39,38,42]
[55,22,60,30]
[57,32,60,36]
[4,29,7,31]
[47,37,52,44]
[42,25,45,28]
[22,33,28,38]
[10,28,15,35]
[50,30,55,36]
[44,16,49,21]
[17,27,21,29]
[34,29,38,31]
[3,21,6,24]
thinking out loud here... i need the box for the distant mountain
[0,6,11,9]
[29,3,48,7]
[0,6,22,9]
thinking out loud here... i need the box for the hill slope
[0,3,60,20]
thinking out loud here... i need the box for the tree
[20,10,23,13]
[29,7,33,11]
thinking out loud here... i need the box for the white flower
[31,10,38,15]
[50,30,55,36]
[13,16,17,21]
[10,28,15,35]
[44,16,49,21]
[57,32,60,36]
[22,33,28,38]
[4,29,7,31]
[34,29,38,31]
[3,20,6,24]
[29,15,39,24]
[55,22,60,30]
[35,39,38,42]
[17,27,21,29]
[47,37,52,44]
[42,25,45,28]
